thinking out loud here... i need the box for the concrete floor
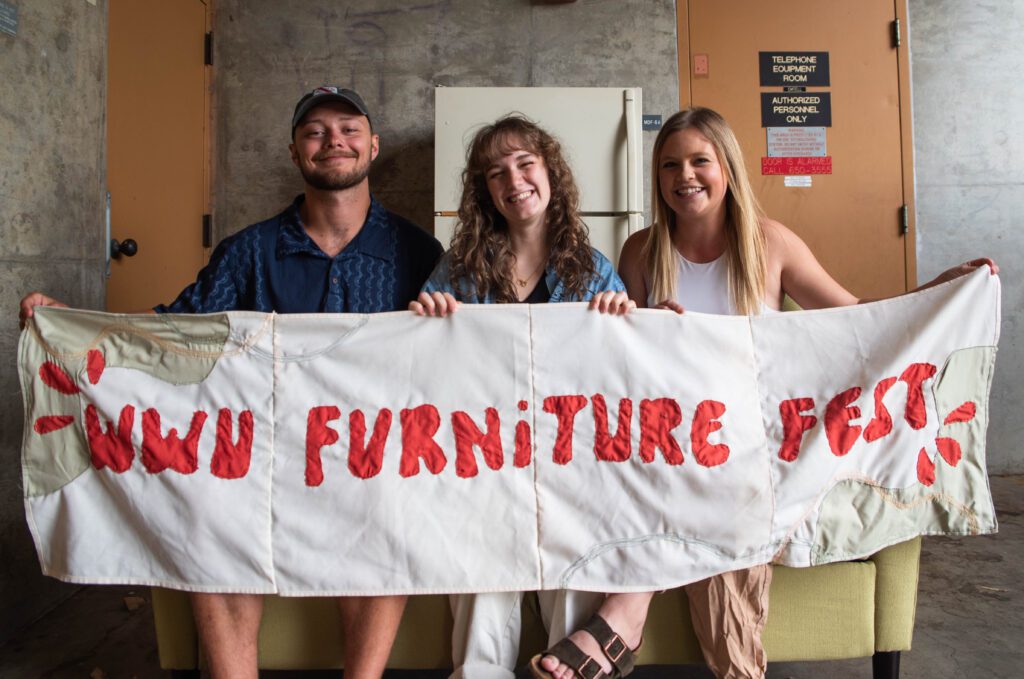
[2,476,1020,679]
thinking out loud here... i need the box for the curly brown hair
[447,115,595,302]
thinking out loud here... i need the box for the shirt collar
[276,194,394,261]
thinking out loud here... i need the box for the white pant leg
[537,590,605,647]
[449,592,523,679]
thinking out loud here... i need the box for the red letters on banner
[141,408,207,474]
[778,398,817,462]
[399,404,447,477]
[692,400,730,467]
[85,404,136,473]
[348,409,392,479]
[211,409,254,479]
[452,408,504,478]
[592,395,633,462]
[71,360,944,483]
[639,398,684,465]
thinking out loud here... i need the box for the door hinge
[202,213,212,247]
[204,32,214,65]
[891,19,901,48]
[900,204,909,235]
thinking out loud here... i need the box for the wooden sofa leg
[872,650,901,679]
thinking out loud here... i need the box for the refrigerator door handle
[624,88,643,234]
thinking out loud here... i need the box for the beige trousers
[684,565,774,679]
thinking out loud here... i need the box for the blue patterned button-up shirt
[156,195,443,314]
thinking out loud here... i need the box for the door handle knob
[110,238,138,259]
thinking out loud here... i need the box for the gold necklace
[516,260,546,288]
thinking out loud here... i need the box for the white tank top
[647,252,775,316]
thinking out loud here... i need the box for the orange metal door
[678,0,914,298]
[106,0,210,311]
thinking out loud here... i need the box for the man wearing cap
[20,85,444,678]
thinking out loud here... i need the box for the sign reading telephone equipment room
[761,93,831,127]
[759,52,830,87]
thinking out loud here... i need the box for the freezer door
[585,215,633,268]
[434,87,644,222]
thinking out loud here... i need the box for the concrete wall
[909,0,1023,473]
[0,0,107,641]
[210,0,679,243]
[1,0,1019,643]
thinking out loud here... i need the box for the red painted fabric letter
[917,448,936,486]
[778,397,817,462]
[935,437,962,467]
[85,404,135,473]
[639,398,683,465]
[399,404,447,477]
[348,409,392,480]
[40,361,80,395]
[141,408,207,474]
[542,395,588,465]
[900,362,937,429]
[305,406,340,487]
[691,400,729,467]
[514,399,532,467]
[863,377,897,442]
[211,409,254,480]
[591,394,632,462]
[452,408,504,478]
[825,387,862,457]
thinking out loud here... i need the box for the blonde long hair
[644,108,767,315]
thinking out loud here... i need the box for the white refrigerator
[433,86,645,264]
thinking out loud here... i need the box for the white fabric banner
[20,269,1000,594]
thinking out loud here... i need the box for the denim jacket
[422,247,624,303]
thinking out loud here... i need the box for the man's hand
[19,292,67,329]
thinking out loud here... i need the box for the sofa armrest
[870,537,921,652]
[152,588,199,670]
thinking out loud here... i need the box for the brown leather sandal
[527,614,638,679]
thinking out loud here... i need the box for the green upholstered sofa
[152,537,919,679]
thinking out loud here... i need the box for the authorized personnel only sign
[761,92,832,127]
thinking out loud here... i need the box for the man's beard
[301,155,372,191]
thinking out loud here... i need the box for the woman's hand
[588,291,636,315]
[652,299,685,314]
[921,258,999,291]
[19,292,68,329]
[408,291,460,317]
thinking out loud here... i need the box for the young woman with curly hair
[411,115,643,679]
[412,115,631,310]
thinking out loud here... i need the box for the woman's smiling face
[484,139,552,232]
[658,127,728,225]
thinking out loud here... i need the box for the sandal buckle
[577,656,604,679]
[602,634,627,663]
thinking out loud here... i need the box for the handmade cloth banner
[20,269,999,595]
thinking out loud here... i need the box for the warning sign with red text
[763,156,833,175]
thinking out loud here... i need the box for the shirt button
[332,277,339,284]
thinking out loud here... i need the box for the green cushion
[151,539,920,669]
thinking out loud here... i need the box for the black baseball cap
[291,86,371,136]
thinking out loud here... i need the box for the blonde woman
[616,106,996,679]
